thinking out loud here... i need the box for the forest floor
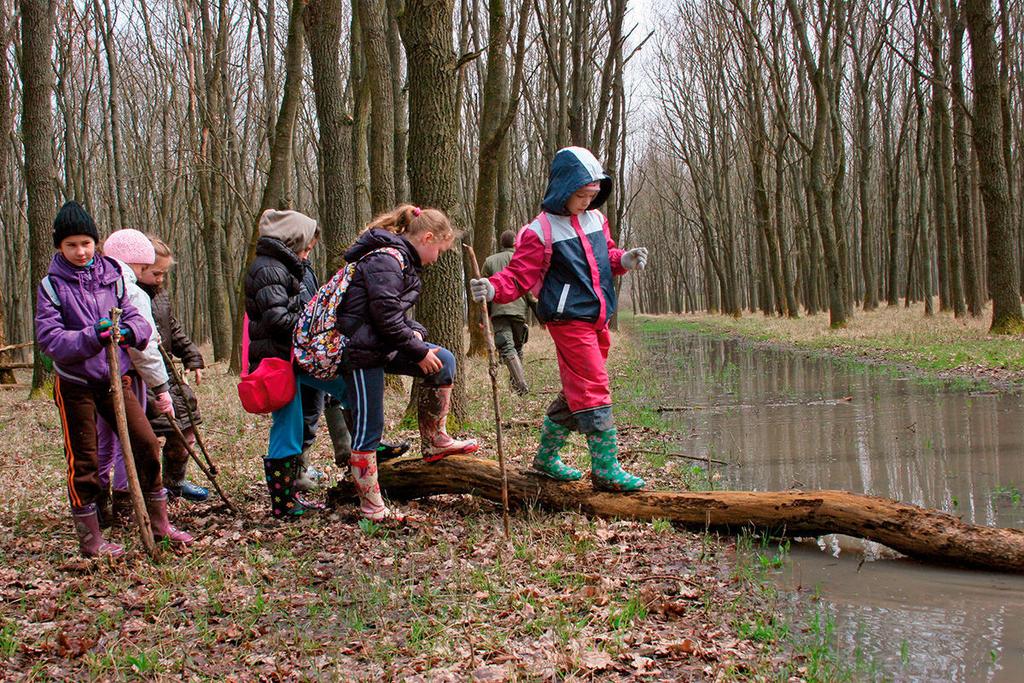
[642,301,1024,392]
[0,326,856,681]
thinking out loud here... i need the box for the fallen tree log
[334,455,1024,574]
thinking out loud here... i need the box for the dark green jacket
[483,248,528,320]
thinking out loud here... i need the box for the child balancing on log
[470,147,649,492]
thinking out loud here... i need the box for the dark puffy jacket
[141,284,205,433]
[337,228,429,369]
[299,259,318,306]
[245,237,304,371]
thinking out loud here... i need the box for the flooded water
[637,328,1024,681]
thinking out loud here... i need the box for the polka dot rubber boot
[531,417,583,481]
[263,455,314,519]
[587,428,645,492]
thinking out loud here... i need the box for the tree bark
[948,0,983,316]
[20,0,57,394]
[358,0,396,214]
[230,0,306,374]
[305,0,357,273]
[786,0,847,328]
[330,455,1024,574]
[400,0,469,419]
[964,0,1023,333]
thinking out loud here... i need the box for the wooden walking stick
[106,308,159,560]
[464,245,511,538]
[158,346,218,476]
[164,416,237,512]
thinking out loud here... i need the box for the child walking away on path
[137,237,209,503]
[470,147,649,492]
[35,202,193,557]
[339,205,478,520]
[95,229,181,525]
[246,209,352,519]
[482,229,532,395]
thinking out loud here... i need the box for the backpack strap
[364,246,406,269]
[535,212,553,277]
[40,276,61,308]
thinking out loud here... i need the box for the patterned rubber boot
[72,504,124,558]
[418,386,479,462]
[263,455,317,519]
[587,428,646,492]
[143,489,194,544]
[350,450,390,521]
[531,417,582,481]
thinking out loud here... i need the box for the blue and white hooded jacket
[487,147,627,327]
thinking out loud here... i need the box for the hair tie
[412,206,422,217]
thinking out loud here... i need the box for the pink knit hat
[102,229,156,265]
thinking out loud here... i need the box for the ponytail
[363,204,457,240]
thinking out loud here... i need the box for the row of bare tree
[4,0,1023,410]
[630,0,1024,335]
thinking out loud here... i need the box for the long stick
[164,415,237,512]
[107,308,159,560]
[464,246,511,538]
[158,346,217,475]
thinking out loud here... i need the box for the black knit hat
[52,200,99,248]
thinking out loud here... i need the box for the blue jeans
[267,373,348,460]
[345,344,456,452]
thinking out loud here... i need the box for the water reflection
[639,331,1024,681]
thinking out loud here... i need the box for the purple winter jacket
[35,253,152,387]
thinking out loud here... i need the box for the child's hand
[94,318,114,343]
[153,391,175,417]
[115,326,135,347]
[193,368,203,385]
[469,278,495,302]
[417,348,443,375]
[621,247,648,271]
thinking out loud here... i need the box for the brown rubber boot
[143,489,194,544]
[417,385,479,462]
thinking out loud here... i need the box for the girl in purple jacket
[34,201,192,558]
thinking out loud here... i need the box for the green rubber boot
[531,417,583,481]
[587,428,645,492]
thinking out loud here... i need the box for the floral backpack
[293,247,405,379]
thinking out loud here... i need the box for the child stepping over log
[339,205,478,521]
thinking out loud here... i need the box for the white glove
[153,391,175,417]
[469,278,495,302]
[621,247,648,271]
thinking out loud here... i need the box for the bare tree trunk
[388,0,409,204]
[230,0,306,374]
[20,0,57,394]
[786,0,847,328]
[94,0,128,231]
[358,0,395,213]
[400,0,469,419]
[964,0,1024,333]
[350,7,372,226]
[948,0,983,316]
[305,0,357,273]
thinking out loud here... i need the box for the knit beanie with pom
[102,229,156,265]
